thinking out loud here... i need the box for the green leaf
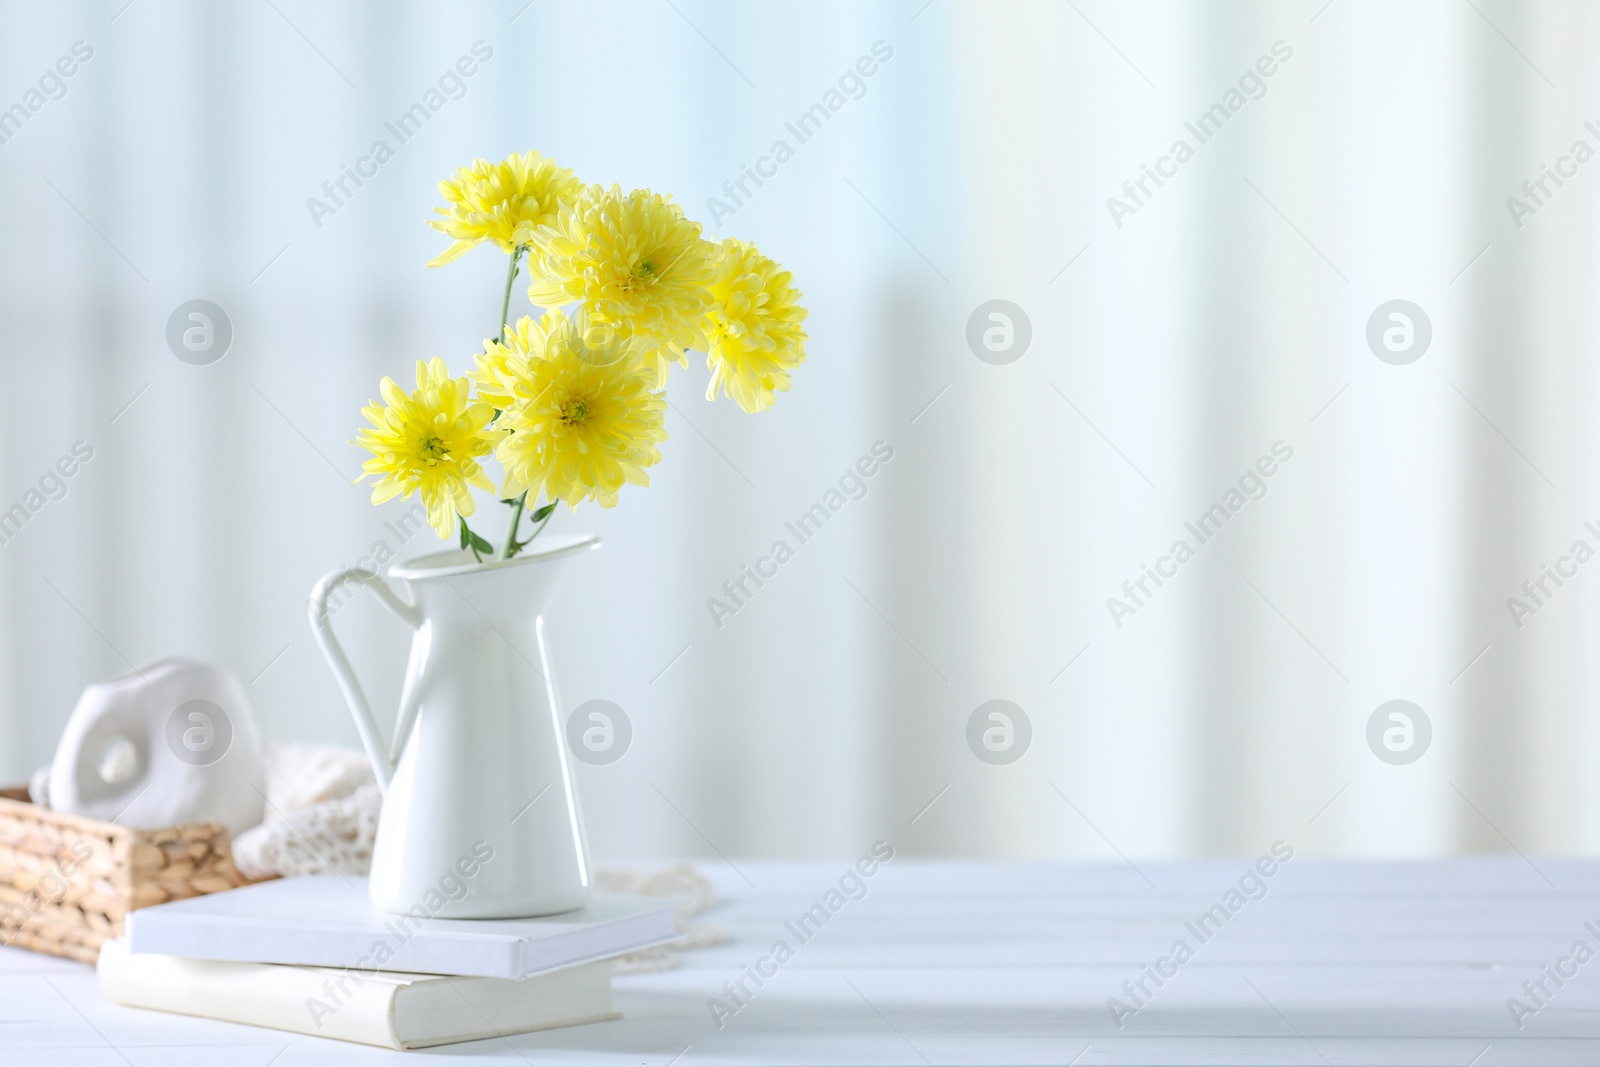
[529,501,558,522]
[458,517,493,562]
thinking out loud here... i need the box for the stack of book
[99,876,680,1050]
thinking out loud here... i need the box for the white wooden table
[6,858,1599,1064]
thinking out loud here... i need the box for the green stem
[498,246,522,343]
[499,492,526,560]
[494,247,526,561]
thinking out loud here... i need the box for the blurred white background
[1,0,1596,863]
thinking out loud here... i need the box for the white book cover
[99,938,619,1050]
[125,876,681,980]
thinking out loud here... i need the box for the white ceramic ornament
[46,657,265,836]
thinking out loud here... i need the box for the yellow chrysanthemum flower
[524,185,714,383]
[489,311,667,509]
[427,150,581,267]
[469,313,550,412]
[355,358,498,538]
[703,238,809,413]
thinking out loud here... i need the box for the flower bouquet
[309,152,807,917]
[354,149,808,556]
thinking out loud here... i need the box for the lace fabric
[231,742,379,879]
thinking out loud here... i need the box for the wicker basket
[0,786,258,964]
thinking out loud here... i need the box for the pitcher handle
[308,566,422,795]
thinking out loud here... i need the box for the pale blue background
[1,0,1595,863]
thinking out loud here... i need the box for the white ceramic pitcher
[309,535,599,918]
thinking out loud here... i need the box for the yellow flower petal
[353,359,500,539]
[427,150,582,266]
[490,309,668,510]
[523,185,714,385]
[426,240,477,268]
[702,237,808,413]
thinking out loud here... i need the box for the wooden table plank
[3,858,1598,1064]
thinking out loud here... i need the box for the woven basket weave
[0,786,257,964]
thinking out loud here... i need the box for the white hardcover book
[99,938,619,1050]
[125,876,681,980]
